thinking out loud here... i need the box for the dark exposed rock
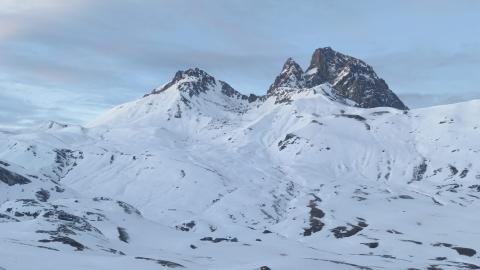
[361,242,379,248]
[303,198,325,236]
[200,236,238,243]
[304,47,408,110]
[331,219,368,238]
[135,256,185,268]
[153,68,216,97]
[0,160,10,166]
[459,169,469,178]
[0,213,19,222]
[16,199,39,206]
[452,247,476,257]
[268,58,305,95]
[0,166,31,186]
[39,236,86,251]
[469,185,480,192]
[85,211,106,222]
[52,149,83,181]
[278,133,300,151]
[35,189,50,202]
[401,239,422,245]
[428,262,480,270]
[116,200,142,216]
[46,121,69,129]
[176,220,195,232]
[410,158,428,183]
[448,165,458,176]
[102,248,125,255]
[335,113,371,130]
[41,209,102,235]
[386,229,403,234]
[432,243,476,257]
[336,114,367,122]
[398,195,414,199]
[110,154,115,164]
[117,227,129,243]
[93,196,112,202]
[15,211,40,218]
[433,242,453,248]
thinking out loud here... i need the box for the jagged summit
[143,47,407,110]
[267,58,305,94]
[266,47,408,109]
[149,68,216,97]
[304,47,408,110]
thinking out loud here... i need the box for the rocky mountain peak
[304,47,408,110]
[267,57,305,95]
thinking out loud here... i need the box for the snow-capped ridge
[134,46,409,117]
[145,67,261,103]
[148,67,216,97]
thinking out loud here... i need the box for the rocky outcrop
[267,58,305,95]
[304,47,408,109]
[0,166,31,186]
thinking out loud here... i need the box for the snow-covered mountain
[1,48,479,270]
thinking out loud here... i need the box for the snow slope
[1,65,480,270]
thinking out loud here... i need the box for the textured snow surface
[1,79,480,270]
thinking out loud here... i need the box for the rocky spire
[267,58,305,95]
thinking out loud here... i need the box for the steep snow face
[1,79,479,270]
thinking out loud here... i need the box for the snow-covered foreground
[1,66,480,270]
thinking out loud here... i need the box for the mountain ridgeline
[147,47,408,110]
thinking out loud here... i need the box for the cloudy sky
[1,0,479,128]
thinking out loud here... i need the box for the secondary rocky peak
[147,67,261,103]
[267,57,305,95]
[150,67,216,97]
